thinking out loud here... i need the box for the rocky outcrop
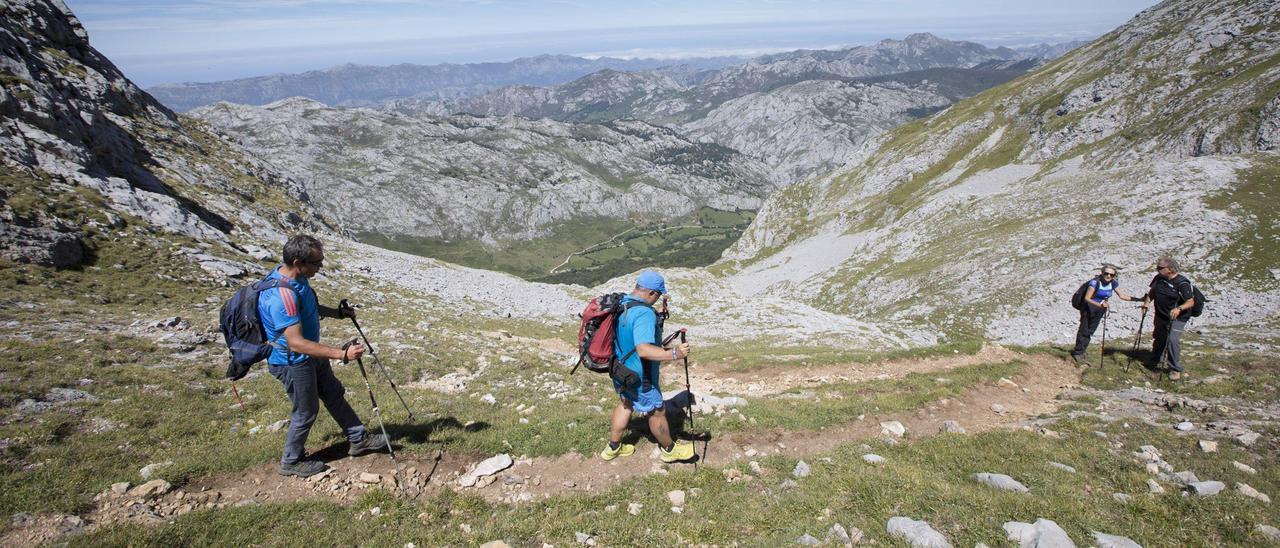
[679,79,951,183]
[0,0,338,270]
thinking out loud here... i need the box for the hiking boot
[1168,371,1184,381]
[599,442,635,461]
[348,433,388,457]
[278,460,327,477]
[659,440,696,463]
[1069,353,1087,367]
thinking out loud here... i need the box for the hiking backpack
[218,276,294,381]
[574,293,651,374]
[1070,278,1096,310]
[1171,277,1207,318]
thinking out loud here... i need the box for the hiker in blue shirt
[1070,263,1141,365]
[259,235,388,477]
[600,270,696,463]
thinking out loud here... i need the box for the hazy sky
[67,0,1160,87]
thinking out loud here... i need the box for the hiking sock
[608,441,621,451]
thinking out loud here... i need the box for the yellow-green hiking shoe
[600,442,635,461]
[659,440,695,463]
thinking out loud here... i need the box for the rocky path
[65,347,1078,538]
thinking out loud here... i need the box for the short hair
[1157,256,1180,272]
[283,234,323,265]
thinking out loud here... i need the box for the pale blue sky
[66,0,1160,86]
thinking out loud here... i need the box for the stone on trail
[458,454,513,487]
[478,542,509,548]
[1003,518,1075,548]
[1237,483,1271,503]
[1147,479,1165,494]
[795,533,821,545]
[359,472,382,484]
[991,403,1007,414]
[1113,493,1133,503]
[793,460,811,478]
[1170,471,1199,485]
[1257,525,1280,541]
[997,378,1019,389]
[1198,440,1218,452]
[575,531,595,546]
[267,419,289,433]
[972,473,1030,493]
[781,479,798,489]
[666,490,686,507]
[863,454,886,464]
[941,420,965,434]
[1187,481,1225,497]
[1233,461,1258,475]
[1091,531,1143,548]
[826,523,856,547]
[481,393,497,405]
[627,502,643,515]
[1174,421,1195,431]
[132,479,172,500]
[1236,431,1261,447]
[139,461,173,480]
[880,421,906,438]
[110,482,130,494]
[1048,462,1077,473]
[887,516,952,548]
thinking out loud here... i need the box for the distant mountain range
[148,35,1082,113]
[147,55,745,112]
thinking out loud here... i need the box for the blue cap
[636,270,666,295]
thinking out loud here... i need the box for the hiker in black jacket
[1141,257,1197,380]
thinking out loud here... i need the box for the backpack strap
[258,277,298,363]
[616,300,658,390]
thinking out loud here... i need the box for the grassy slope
[73,347,1280,546]
[360,208,755,287]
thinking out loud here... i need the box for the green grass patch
[359,208,755,287]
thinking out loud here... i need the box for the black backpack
[218,276,293,380]
[1070,278,1096,310]
[1183,279,1207,317]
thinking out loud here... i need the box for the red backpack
[572,293,650,374]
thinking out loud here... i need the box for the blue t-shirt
[1088,278,1118,303]
[614,296,660,384]
[258,266,320,366]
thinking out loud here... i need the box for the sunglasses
[302,257,324,267]
[1102,271,1116,277]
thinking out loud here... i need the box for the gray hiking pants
[1152,317,1188,373]
[269,356,367,464]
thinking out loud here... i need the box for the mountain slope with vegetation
[718,0,1280,346]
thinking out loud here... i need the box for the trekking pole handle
[662,328,687,346]
[338,299,357,319]
[340,337,359,364]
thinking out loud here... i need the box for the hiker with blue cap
[600,270,696,462]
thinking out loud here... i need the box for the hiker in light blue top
[600,270,697,463]
[1071,263,1141,365]
[258,235,389,478]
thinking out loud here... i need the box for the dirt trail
[691,345,1028,396]
[64,347,1078,538]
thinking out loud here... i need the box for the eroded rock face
[193,99,776,241]
[1,0,342,268]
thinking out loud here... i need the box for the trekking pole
[230,381,247,412]
[678,329,694,432]
[1126,307,1147,372]
[1099,308,1108,369]
[340,300,416,421]
[344,339,404,494]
